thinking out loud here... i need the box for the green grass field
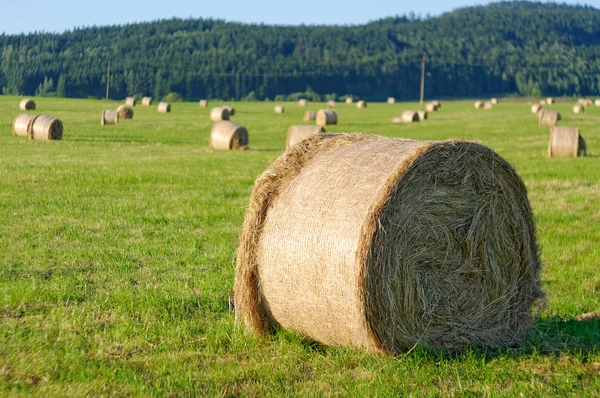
[1,95,598,396]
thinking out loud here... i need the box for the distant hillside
[1,1,599,101]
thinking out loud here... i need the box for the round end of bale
[546,97,555,104]
[401,110,419,122]
[417,110,428,120]
[387,97,395,104]
[210,107,230,122]
[274,105,284,114]
[199,99,208,107]
[345,97,353,104]
[303,111,317,121]
[298,99,307,107]
[316,109,338,126]
[125,97,136,107]
[573,105,584,114]
[158,102,171,113]
[484,101,493,110]
[116,105,134,119]
[286,125,326,149]
[327,100,335,108]
[223,105,235,116]
[101,110,119,126]
[549,127,587,157]
[30,115,63,140]
[474,101,483,109]
[531,104,542,114]
[210,121,249,150]
[142,97,153,106]
[234,134,543,352]
[357,100,367,109]
[12,114,39,136]
[19,99,36,111]
[426,103,438,112]
[539,109,561,126]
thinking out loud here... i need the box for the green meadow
[0,95,598,396]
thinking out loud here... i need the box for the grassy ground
[0,95,598,396]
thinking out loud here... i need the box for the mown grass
[0,95,598,396]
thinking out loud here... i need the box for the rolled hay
[402,110,419,122]
[538,109,561,127]
[125,97,136,107]
[101,110,119,126]
[431,100,441,109]
[418,110,428,120]
[158,102,171,113]
[210,106,230,122]
[426,103,438,112]
[546,97,555,104]
[595,99,600,107]
[474,101,484,109]
[223,105,235,116]
[274,105,285,114]
[298,99,307,107]
[584,99,593,107]
[116,105,134,119]
[316,109,338,126]
[491,98,498,104]
[286,125,326,149]
[327,100,335,108]
[30,115,63,140]
[209,120,249,150]
[387,97,395,104]
[303,111,317,121]
[345,97,353,104]
[12,114,38,136]
[577,98,586,105]
[484,101,493,110]
[199,99,208,107]
[540,100,546,105]
[549,127,587,157]
[19,99,36,111]
[531,104,542,114]
[234,133,543,352]
[142,97,153,106]
[357,100,367,109]
[573,104,584,114]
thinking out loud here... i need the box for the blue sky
[1,0,597,35]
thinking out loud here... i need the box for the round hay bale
[549,127,587,157]
[426,103,438,112]
[491,98,498,104]
[286,125,326,149]
[577,98,586,105]
[19,99,36,111]
[210,107,230,122]
[401,110,419,122]
[538,109,561,127]
[210,121,248,150]
[316,109,337,126]
[223,105,235,116]
[474,101,483,109]
[595,99,600,107]
[274,105,284,114]
[199,99,208,107]
[546,97,555,104]
[418,110,428,120]
[125,97,136,107]
[234,133,542,352]
[142,97,153,106]
[392,116,403,123]
[540,100,546,105]
[345,97,353,104]
[531,104,542,114]
[101,110,119,126]
[357,100,367,109]
[327,100,335,108]
[387,97,395,104]
[298,99,307,107]
[573,104,584,114]
[484,101,493,110]
[431,100,441,108]
[12,114,38,136]
[158,102,171,113]
[584,99,593,107]
[116,105,134,119]
[30,115,63,140]
[303,111,316,121]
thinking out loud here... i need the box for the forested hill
[1,1,599,101]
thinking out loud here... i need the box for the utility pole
[105,58,111,100]
[420,52,425,111]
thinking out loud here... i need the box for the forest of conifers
[1,1,599,101]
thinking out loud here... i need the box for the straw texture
[491,98,498,104]
[210,121,249,150]
[303,111,317,121]
[531,104,542,114]
[274,105,285,114]
[316,109,337,126]
[387,97,395,104]
[546,97,555,104]
[474,101,483,109]
[210,107,230,122]
[426,103,437,112]
[357,101,367,109]
[548,127,587,157]
[116,105,134,119]
[19,99,36,111]
[101,110,119,126]
[298,99,307,107]
[125,97,136,107]
[573,105,584,114]
[538,109,561,127]
[327,100,335,108]
[286,125,326,149]
[30,115,63,140]
[199,99,208,107]
[484,101,493,110]
[12,114,38,136]
[401,110,419,122]
[142,97,153,106]
[345,98,353,104]
[158,102,171,113]
[234,133,542,352]
[595,99,600,107]
[418,111,427,120]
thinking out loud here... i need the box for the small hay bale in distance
[418,111,428,120]
[431,100,441,108]
[595,99,600,107]
[531,104,542,114]
[234,133,543,352]
[157,102,171,113]
[303,111,316,121]
[327,100,335,108]
[401,110,419,122]
[12,114,38,136]
[474,101,484,109]
[538,109,561,127]
[316,109,337,126]
[573,104,584,114]
[584,99,593,107]
[484,101,493,110]
[223,105,235,116]
[540,99,546,105]
[345,97,353,104]
[125,97,136,107]
[199,99,208,107]
[116,105,134,119]
[387,97,395,104]
[356,100,367,109]
[549,127,587,157]
[491,98,498,104]
[30,115,63,140]
[546,97,555,104]
[142,97,153,106]
[286,125,325,149]
[101,110,119,126]
[298,99,307,107]
[426,103,438,112]
[210,120,248,150]
[210,107,230,122]
[19,99,36,111]
[274,105,284,114]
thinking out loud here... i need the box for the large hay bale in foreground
[484,101,493,110]
[234,133,542,352]
[387,97,395,104]
[573,104,584,114]
[12,114,38,136]
[19,99,36,111]
[401,110,419,122]
[158,102,171,113]
[474,101,483,109]
[357,100,367,109]
[426,103,438,112]
[316,109,337,126]
[549,127,587,157]
[223,105,235,116]
[546,97,555,104]
[199,99,208,107]
[101,110,119,126]
[303,111,316,121]
[418,111,428,120]
[210,107,230,122]
[116,105,134,119]
[125,97,136,107]
[142,97,153,106]
[286,125,325,149]
[538,109,561,127]
[531,104,542,114]
[345,97,353,104]
[298,99,307,107]
[210,121,248,150]
[274,105,284,114]
[30,115,63,140]
[327,100,335,108]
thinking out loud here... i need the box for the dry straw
[491,98,498,104]
[418,110,427,120]
[531,104,542,114]
[125,97,136,107]
[234,133,542,352]
[117,105,134,119]
[101,110,119,126]
[595,99,600,107]
[210,121,249,150]
[142,97,153,106]
[431,100,441,108]
[572,104,584,114]
[357,100,367,109]
[549,127,587,157]
[484,101,493,110]
[345,97,353,104]
[546,97,555,104]
[387,97,395,104]
[223,105,235,116]
[474,101,483,109]
[327,100,335,108]
[286,125,326,149]
[316,109,337,126]
[539,100,546,105]
[30,115,63,140]
[426,103,437,112]
[303,111,317,121]
[538,109,561,127]
[12,114,38,136]
[158,102,171,113]
[199,99,208,107]
[19,99,36,111]
[401,110,419,122]
[274,105,285,114]
[210,107,230,122]
[298,99,307,107]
